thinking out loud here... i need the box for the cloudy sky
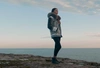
[0,0,100,48]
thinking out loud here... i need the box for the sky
[0,0,100,48]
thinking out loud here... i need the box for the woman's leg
[53,37,61,57]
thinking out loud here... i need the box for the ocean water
[0,48,100,63]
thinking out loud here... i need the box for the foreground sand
[0,53,100,68]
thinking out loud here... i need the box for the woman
[47,8,62,64]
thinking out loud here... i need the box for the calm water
[0,48,100,63]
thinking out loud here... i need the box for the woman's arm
[48,16,57,31]
[47,17,53,30]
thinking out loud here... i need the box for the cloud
[1,0,100,15]
[91,34,100,37]
[87,33,100,37]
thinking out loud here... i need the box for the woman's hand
[53,27,57,32]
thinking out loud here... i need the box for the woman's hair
[51,8,57,12]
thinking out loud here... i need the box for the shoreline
[0,53,100,68]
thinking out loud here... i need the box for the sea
[0,48,100,63]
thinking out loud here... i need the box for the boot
[52,58,60,64]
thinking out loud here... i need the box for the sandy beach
[0,53,100,68]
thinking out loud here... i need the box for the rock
[0,53,100,68]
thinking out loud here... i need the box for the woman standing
[47,8,62,64]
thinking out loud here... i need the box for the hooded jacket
[47,12,62,38]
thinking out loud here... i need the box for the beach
[0,53,100,68]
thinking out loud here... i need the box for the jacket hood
[47,12,57,19]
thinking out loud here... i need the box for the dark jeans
[52,37,61,57]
